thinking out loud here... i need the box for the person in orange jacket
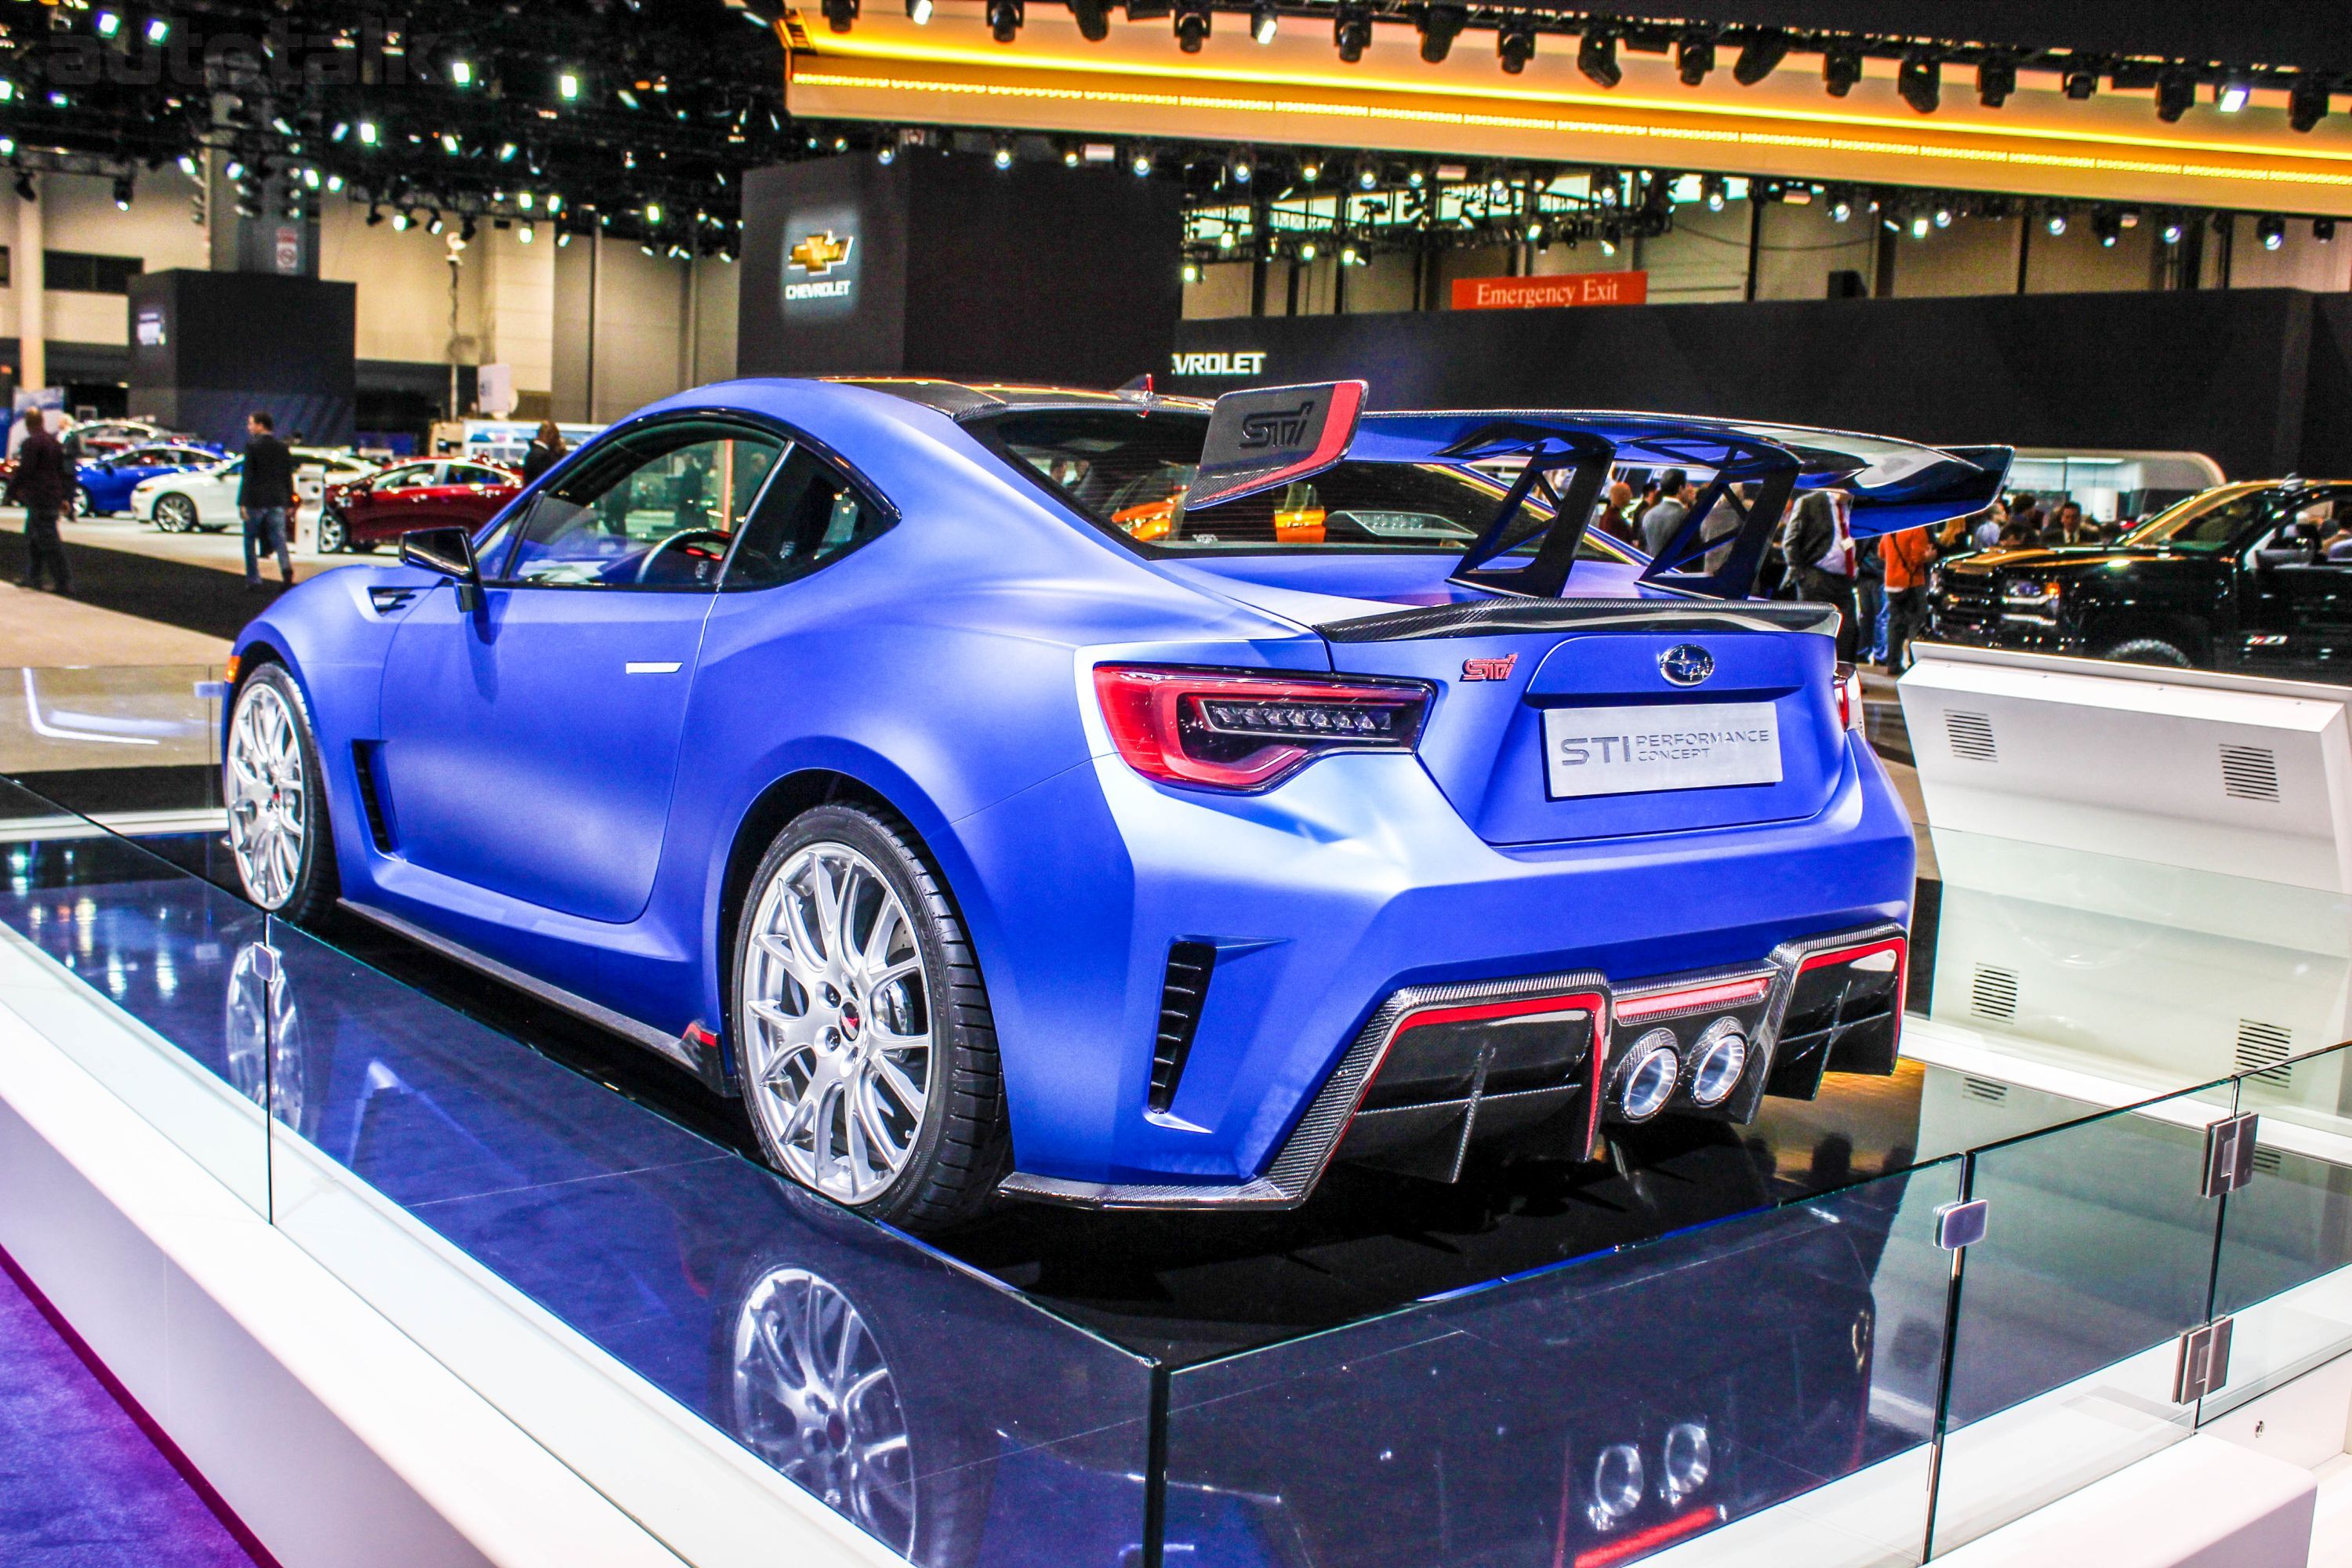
[1881,523,1940,673]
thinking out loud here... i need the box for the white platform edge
[0,969,895,1568]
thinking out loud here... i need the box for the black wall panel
[125,270,356,447]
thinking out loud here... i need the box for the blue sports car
[75,439,229,515]
[223,377,2004,1230]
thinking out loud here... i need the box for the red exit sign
[1451,271,1649,311]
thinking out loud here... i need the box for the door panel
[376,584,713,923]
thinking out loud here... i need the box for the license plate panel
[1541,702,1784,798]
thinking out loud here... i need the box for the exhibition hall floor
[0,663,2342,1568]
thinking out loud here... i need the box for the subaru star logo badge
[1659,644,1715,686]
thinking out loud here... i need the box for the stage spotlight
[1131,146,1154,176]
[1298,239,1317,261]
[1250,2,1276,44]
[113,174,133,209]
[358,120,379,146]
[1301,156,1321,183]
[2062,66,2098,100]
[1496,16,1534,74]
[2290,78,2332,133]
[13,172,34,203]
[876,140,896,164]
[1174,0,1210,53]
[1415,5,1464,63]
[1829,194,1852,223]
[1676,31,1714,87]
[95,10,123,39]
[365,205,384,226]
[460,215,478,242]
[2092,210,2121,247]
[2320,218,2338,243]
[2045,210,2067,237]
[557,70,582,102]
[144,15,170,44]
[821,0,857,29]
[1229,149,1253,183]
[428,211,446,234]
[1821,45,1861,98]
[993,137,1014,169]
[2158,216,2185,245]
[520,223,535,244]
[1577,30,1621,89]
[1897,56,1940,114]
[2216,81,2250,113]
[1933,205,1951,228]
[1701,174,1725,212]
[1356,159,1378,191]
[1731,28,1787,86]
[1909,213,1929,240]
[391,209,411,231]
[449,57,475,86]
[2154,73,2194,122]
[1333,5,1370,64]
[907,0,934,21]
[1599,223,1621,256]
[1977,56,2016,107]
[987,0,1022,42]
[2259,214,2286,250]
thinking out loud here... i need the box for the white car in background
[129,448,378,534]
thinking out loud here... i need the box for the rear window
[971,408,1630,561]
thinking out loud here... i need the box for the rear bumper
[998,924,1905,1210]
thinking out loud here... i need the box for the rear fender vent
[1945,710,1998,763]
[1147,941,1218,1114]
[1961,1076,2009,1105]
[2220,745,2281,804]
[1969,965,2019,1023]
[2234,1018,2294,1086]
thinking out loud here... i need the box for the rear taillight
[1094,664,1430,791]
[1835,662,1864,731]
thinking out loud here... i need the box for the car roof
[828,377,1213,419]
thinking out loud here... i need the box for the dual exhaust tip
[1609,1016,1750,1122]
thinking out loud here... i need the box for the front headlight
[2002,578,2060,604]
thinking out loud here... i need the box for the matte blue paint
[234,379,1916,1192]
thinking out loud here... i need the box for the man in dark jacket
[5,407,74,593]
[239,411,296,589]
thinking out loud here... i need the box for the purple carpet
[0,1252,265,1566]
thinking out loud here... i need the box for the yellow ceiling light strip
[791,66,2352,198]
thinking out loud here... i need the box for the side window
[721,445,891,589]
[447,463,506,488]
[499,422,784,590]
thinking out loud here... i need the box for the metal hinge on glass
[249,942,282,986]
[1934,1198,1989,1251]
[2204,1112,2260,1198]
[2175,1318,2234,1404]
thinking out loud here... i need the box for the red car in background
[316,458,521,554]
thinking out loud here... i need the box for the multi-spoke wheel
[316,507,348,554]
[734,804,1006,1229]
[731,1266,918,1555]
[224,665,339,923]
[154,493,198,532]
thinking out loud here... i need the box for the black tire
[68,487,92,519]
[317,507,347,554]
[223,662,341,925]
[2099,636,2194,669]
[730,804,1007,1232]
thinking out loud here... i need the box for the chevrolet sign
[1171,350,1268,378]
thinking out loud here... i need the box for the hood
[1942,545,2179,575]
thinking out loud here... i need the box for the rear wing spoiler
[1182,386,2010,601]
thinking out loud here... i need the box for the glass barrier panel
[255,910,1157,1568]
[2207,1039,2352,1417]
[0,664,225,816]
[1165,1159,1965,1568]
[1926,1078,2237,1556]
[0,775,269,1213]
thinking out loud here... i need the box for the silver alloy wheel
[741,840,933,1205]
[730,1266,916,1554]
[226,681,308,909]
[318,509,346,553]
[155,494,197,532]
[225,940,307,1134]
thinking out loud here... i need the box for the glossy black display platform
[6,770,2347,1568]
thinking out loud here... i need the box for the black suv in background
[1928,480,2352,677]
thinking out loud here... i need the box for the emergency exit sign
[1452,270,1649,310]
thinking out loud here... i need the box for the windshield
[2125,485,2272,552]
[971,407,1635,561]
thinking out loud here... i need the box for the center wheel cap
[840,998,862,1037]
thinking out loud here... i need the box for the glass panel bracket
[2203,1113,2259,1199]
[1936,1197,1990,1250]
[2175,1318,2235,1404]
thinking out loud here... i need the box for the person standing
[240,411,296,590]
[1881,522,1939,672]
[1639,469,1695,558]
[5,407,74,593]
[1786,488,1860,661]
[521,419,568,485]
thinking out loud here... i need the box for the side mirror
[401,526,484,609]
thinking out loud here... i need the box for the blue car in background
[77,439,229,516]
[223,377,2005,1231]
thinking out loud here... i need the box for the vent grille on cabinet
[1147,941,1218,1114]
[2253,1147,2286,1177]
[1969,965,2019,1022]
[2234,1018,2294,1085]
[1945,710,1998,763]
[1961,1076,2010,1105]
[2220,745,2281,804]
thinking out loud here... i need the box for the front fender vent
[1945,710,1999,763]
[2220,745,2281,803]
[1147,941,1217,1114]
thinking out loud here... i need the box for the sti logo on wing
[1238,401,1316,450]
[1461,655,1519,681]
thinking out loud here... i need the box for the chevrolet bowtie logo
[787,230,853,275]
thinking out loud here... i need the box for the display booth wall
[125,271,358,449]
[1174,287,2352,484]
[738,152,1183,389]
